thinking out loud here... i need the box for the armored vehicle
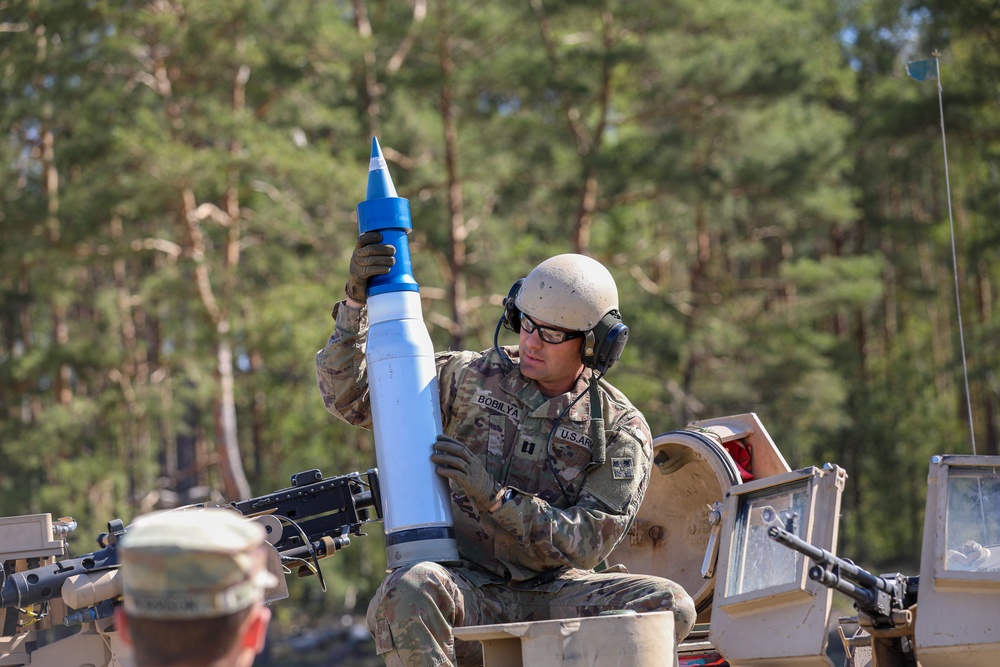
[458,413,1000,667]
[2,413,998,666]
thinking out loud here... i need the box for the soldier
[317,237,696,667]
[114,508,275,667]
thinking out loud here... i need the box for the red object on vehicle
[724,439,753,481]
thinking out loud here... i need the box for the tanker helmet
[514,254,619,331]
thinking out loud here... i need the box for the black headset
[500,279,629,373]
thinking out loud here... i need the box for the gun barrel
[0,544,118,610]
[280,535,350,562]
[809,564,878,609]
[767,526,894,595]
[768,525,826,561]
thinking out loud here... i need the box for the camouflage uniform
[317,301,696,667]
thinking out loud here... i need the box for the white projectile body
[366,291,459,569]
[358,137,459,570]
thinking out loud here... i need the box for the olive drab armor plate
[914,455,1000,667]
[608,413,791,623]
[709,464,846,667]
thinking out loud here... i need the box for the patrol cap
[120,508,278,620]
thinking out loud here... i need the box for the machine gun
[232,467,382,586]
[0,467,381,666]
[767,525,918,630]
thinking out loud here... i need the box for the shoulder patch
[611,457,635,480]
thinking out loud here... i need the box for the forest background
[1,0,997,663]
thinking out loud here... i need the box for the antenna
[907,52,977,454]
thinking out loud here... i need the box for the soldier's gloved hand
[345,231,396,304]
[431,434,501,512]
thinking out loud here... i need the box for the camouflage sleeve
[434,350,480,433]
[491,412,653,571]
[315,301,374,429]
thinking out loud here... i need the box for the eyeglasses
[519,313,584,344]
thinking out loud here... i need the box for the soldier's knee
[369,561,455,627]
[671,588,697,641]
[366,562,463,664]
[641,579,697,641]
[386,561,451,599]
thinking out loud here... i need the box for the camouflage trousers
[366,561,696,667]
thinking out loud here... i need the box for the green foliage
[1,0,997,647]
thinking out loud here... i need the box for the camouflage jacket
[316,301,653,586]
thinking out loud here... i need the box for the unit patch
[475,392,520,420]
[611,457,634,480]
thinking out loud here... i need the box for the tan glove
[431,435,502,512]
[345,231,396,304]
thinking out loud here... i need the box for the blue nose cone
[357,137,418,296]
[366,137,398,199]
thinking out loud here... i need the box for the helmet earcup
[582,311,628,373]
[502,279,524,333]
